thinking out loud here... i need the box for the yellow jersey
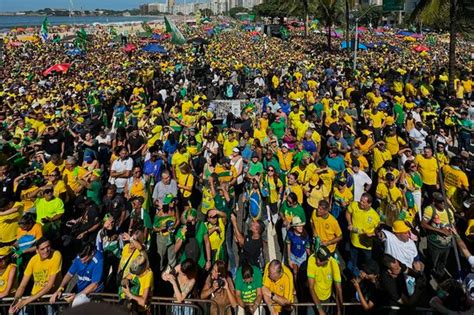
[307,255,341,301]
[348,201,380,250]
[415,155,438,186]
[263,263,294,313]
[310,213,342,253]
[25,250,62,295]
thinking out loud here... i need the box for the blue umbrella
[66,48,83,56]
[142,43,167,54]
[340,41,368,50]
[151,33,161,40]
[397,31,413,36]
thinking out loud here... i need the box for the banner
[209,99,262,120]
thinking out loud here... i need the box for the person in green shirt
[234,261,263,314]
[281,192,306,226]
[175,208,212,271]
[270,116,286,141]
[247,152,264,179]
[313,101,324,119]
[262,150,281,177]
[78,169,102,206]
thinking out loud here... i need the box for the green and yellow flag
[164,16,186,45]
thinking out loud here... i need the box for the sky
[0,0,176,12]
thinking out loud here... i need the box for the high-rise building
[168,0,176,13]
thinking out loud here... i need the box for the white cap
[232,147,240,153]
[469,255,474,269]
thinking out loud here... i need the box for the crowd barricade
[0,295,439,315]
[225,302,363,315]
[89,293,220,315]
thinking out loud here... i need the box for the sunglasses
[209,215,218,219]
[268,169,274,172]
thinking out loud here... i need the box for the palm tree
[316,0,344,50]
[279,0,318,37]
[411,0,473,94]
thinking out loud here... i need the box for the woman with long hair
[200,260,237,315]
[162,258,198,315]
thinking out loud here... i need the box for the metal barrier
[88,293,221,315]
[0,294,438,315]
[225,302,362,315]
[0,295,70,315]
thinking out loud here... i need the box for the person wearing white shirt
[379,221,419,269]
[409,122,428,154]
[350,160,372,202]
[108,147,133,193]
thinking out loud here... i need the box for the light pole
[352,5,378,72]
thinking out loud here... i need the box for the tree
[229,6,249,18]
[200,8,213,17]
[410,0,474,94]
[315,0,344,50]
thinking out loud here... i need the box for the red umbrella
[8,41,23,47]
[43,63,72,76]
[413,45,429,52]
[123,43,137,53]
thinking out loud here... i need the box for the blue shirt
[143,158,163,182]
[326,155,346,173]
[68,251,104,293]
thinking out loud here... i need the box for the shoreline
[0,15,166,31]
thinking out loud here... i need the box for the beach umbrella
[8,41,23,47]
[404,36,416,42]
[43,63,72,76]
[66,48,83,56]
[341,41,368,50]
[397,31,413,36]
[151,34,161,40]
[357,26,368,32]
[123,43,137,53]
[413,45,429,52]
[142,43,167,54]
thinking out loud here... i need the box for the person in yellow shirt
[344,149,369,171]
[354,131,375,156]
[171,145,190,178]
[10,238,62,313]
[42,154,65,176]
[307,245,343,314]
[288,106,304,128]
[223,132,239,157]
[177,163,194,204]
[311,200,342,253]
[277,144,293,174]
[370,141,392,172]
[346,193,380,272]
[376,173,405,226]
[62,156,88,198]
[262,260,294,314]
[294,114,310,141]
[0,246,16,298]
[384,127,406,158]
[415,147,439,204]
[442,157,469,207]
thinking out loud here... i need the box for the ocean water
[0,15,163,29]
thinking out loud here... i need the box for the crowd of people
[0,16,473,315]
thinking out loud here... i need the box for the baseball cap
[316,245,331,262]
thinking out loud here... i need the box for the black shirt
[241,234,263,267]
[43,133,64,155]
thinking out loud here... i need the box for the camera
[216,277,225,288]
[185,222,196,238]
